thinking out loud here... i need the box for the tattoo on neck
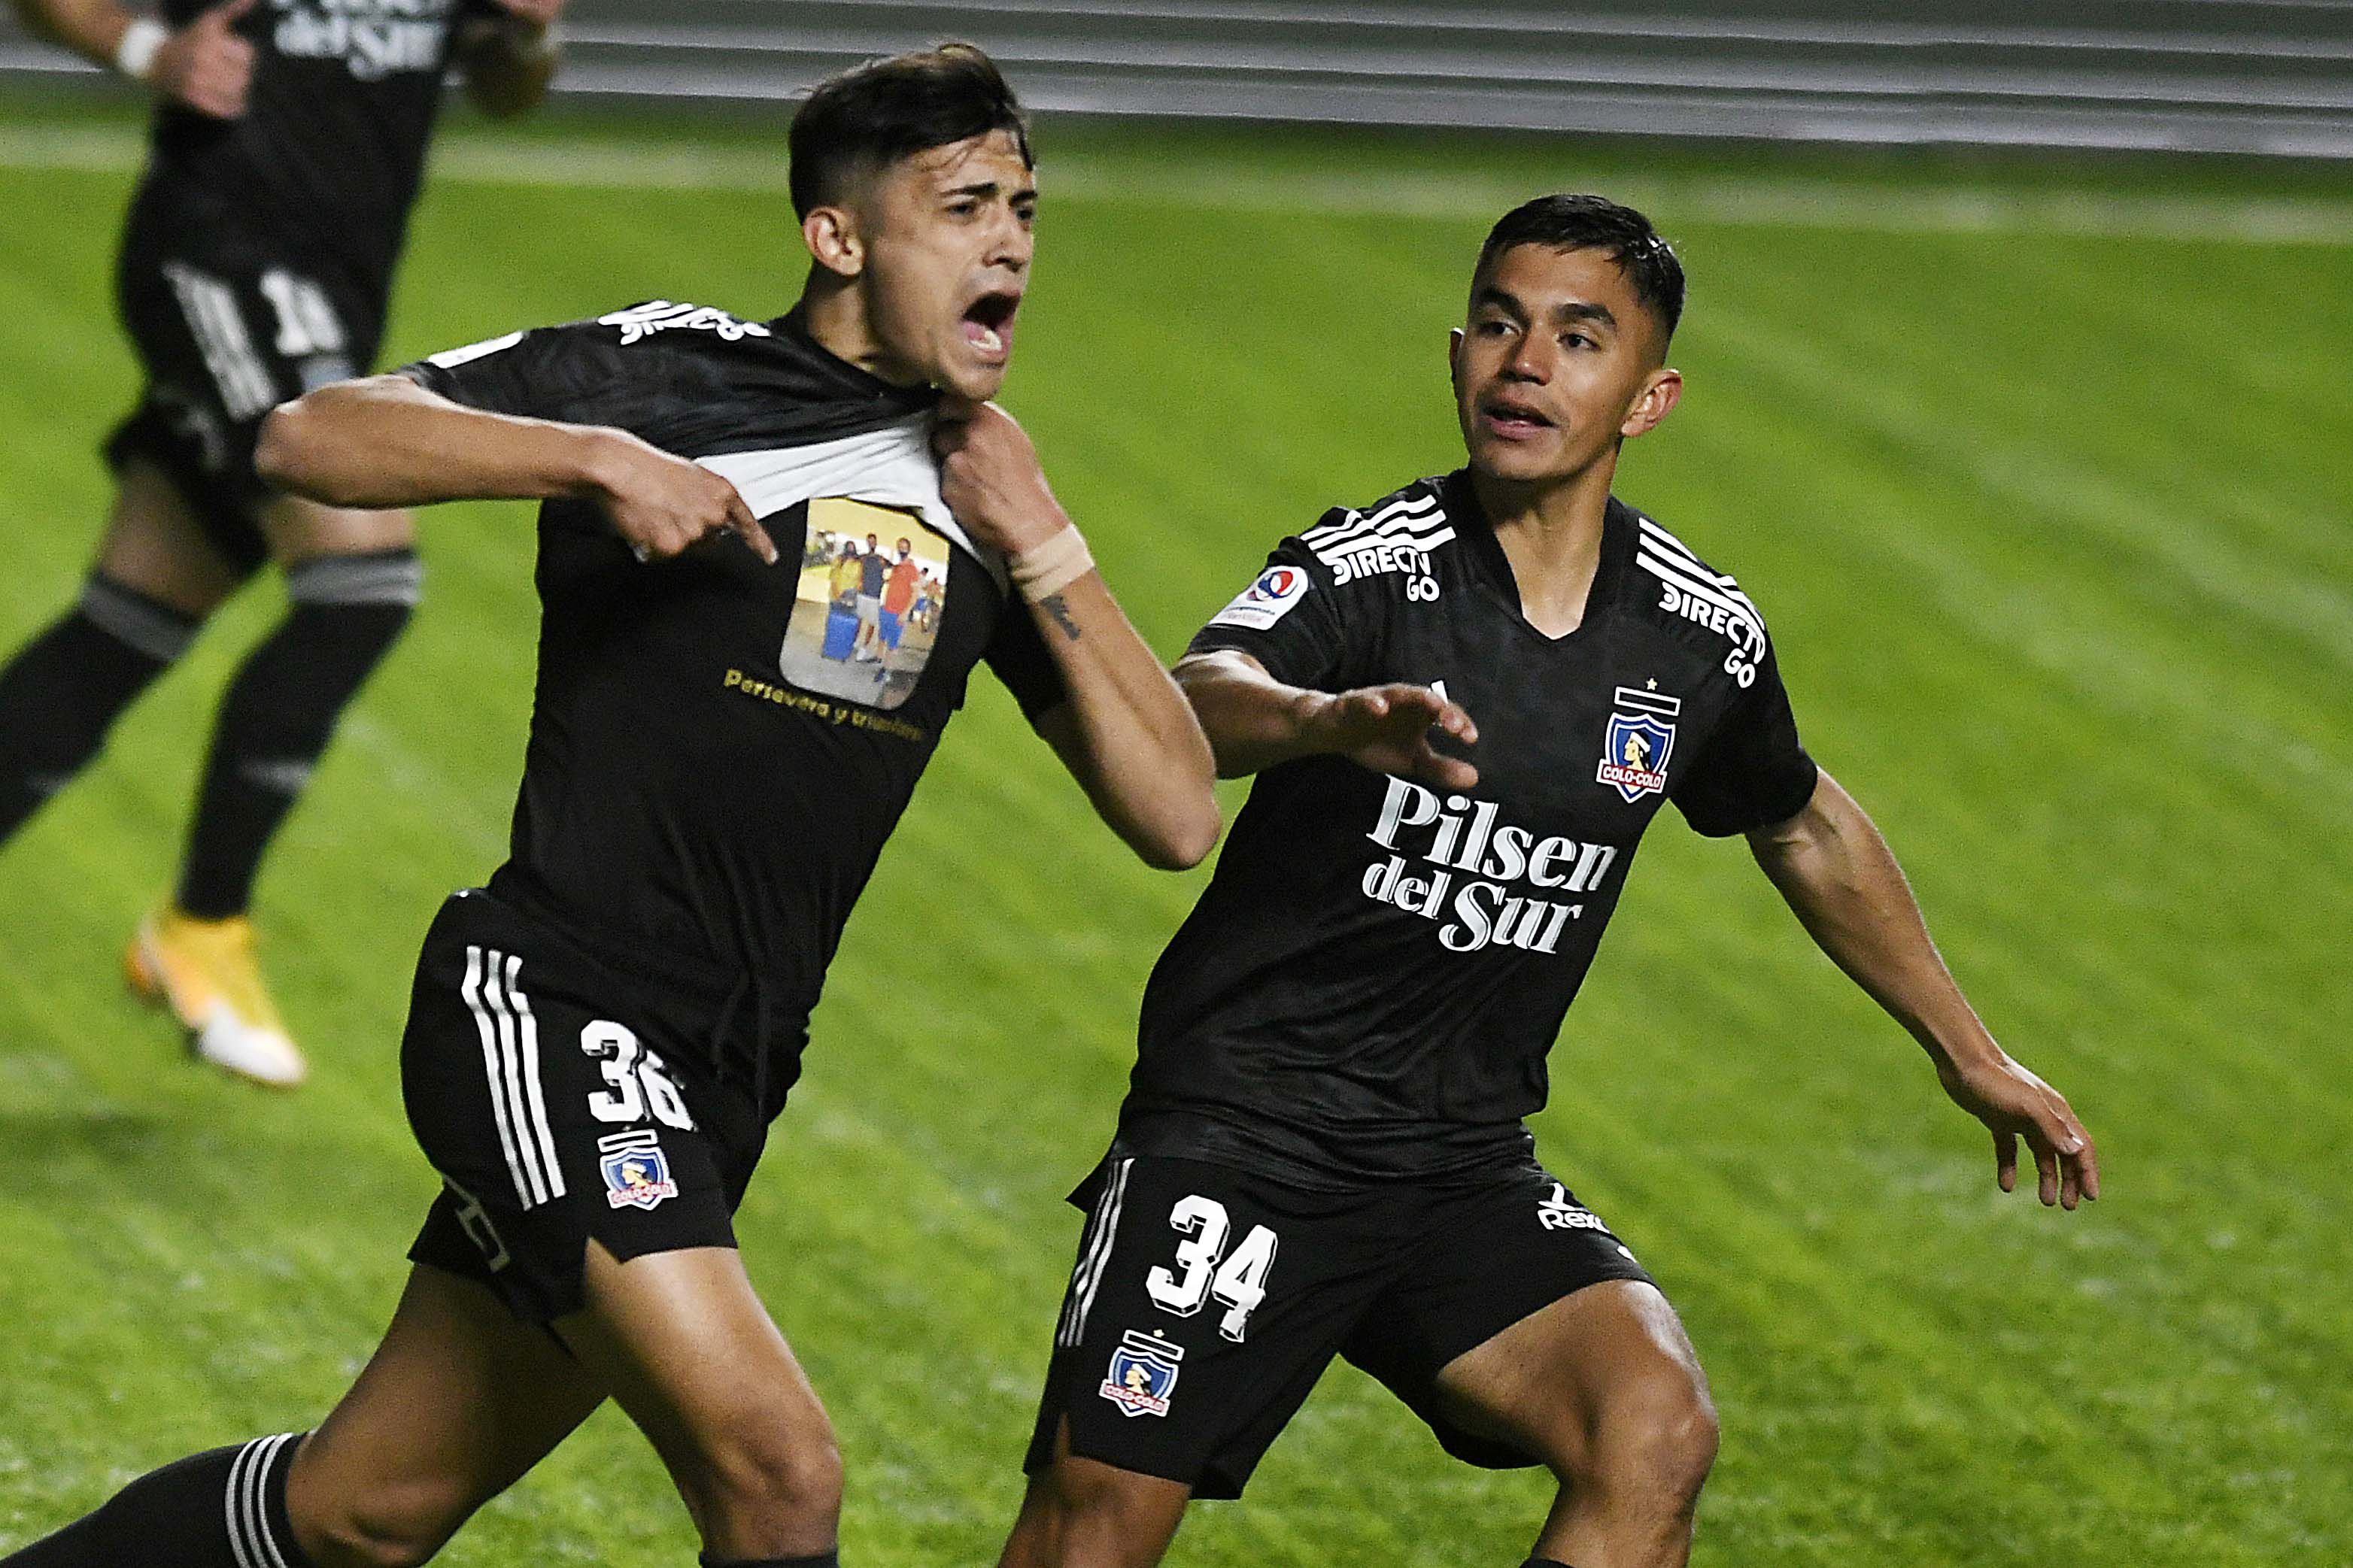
[1040,593,1082,642]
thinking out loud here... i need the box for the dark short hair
[1473,194,1685,344]
[788,42,1033,220]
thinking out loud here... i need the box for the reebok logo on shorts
[598,1130,678,1211]
[1100,1330,1184,1418]
[1538,1182,1607,1233]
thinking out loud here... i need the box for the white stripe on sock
[244,1433,296,1568]
[222,1438,260,1568]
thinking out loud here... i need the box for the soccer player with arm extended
[0,0,565,1084]
[0,44,1216,1568]
[1000,196,2099,1568]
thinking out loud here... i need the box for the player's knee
[295,1487,463,1568]
[691,1412,845,1539]
[285,1436,493,1568]
[1586,1369,1718,1512]
[268,496,421,563]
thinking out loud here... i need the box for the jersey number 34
[1145,1194,1280,1342]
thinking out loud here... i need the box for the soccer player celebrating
[1002,196,2099,1568]
[0,0,566,1084]
[0,44,1217,1568]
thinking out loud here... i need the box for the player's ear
[803,205,864,279]
[1620,366,1683,439]
[1447,327,1466,388]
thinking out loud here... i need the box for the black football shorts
[107,185,387,571]
[402,888,768,1324]
[1023,1148,1655,1499]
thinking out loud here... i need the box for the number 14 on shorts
[1145,1194,1279,1342]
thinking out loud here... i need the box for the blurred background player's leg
[175,496,419,930]
[129,494,421,1087]
[0,459,242,845]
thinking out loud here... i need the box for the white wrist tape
[114,17,169,80]
[1010,525,1095,602]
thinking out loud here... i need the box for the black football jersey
[400,304,1066,1115]
[138,0,490,295]
[1121,470,1817,1187]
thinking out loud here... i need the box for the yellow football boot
[126,907,308,1087]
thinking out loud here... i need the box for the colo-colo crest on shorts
[1100,1330,1185,1418]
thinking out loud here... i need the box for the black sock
[176,550,417,918]
[0,576,197,843]
[700,1554,840,1567]
[0,1432,314,1567]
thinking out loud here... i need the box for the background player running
[1,44,1219,1568]
[0,0,564,1084]
[1004,196,2101,1568]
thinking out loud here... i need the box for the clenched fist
[147,0,257,119]
[931,399,1070,557]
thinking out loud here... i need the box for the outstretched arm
[1173,649,1479,787]
[256,373,776,564]
[1747,769,2099,1209]
[933,402,1219,871]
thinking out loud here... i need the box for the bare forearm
[1173,653,1330,778]
[256,375,607,509]
[1030,574,1219,870]
[1749,771,1999,1071]
[14,0,135,65]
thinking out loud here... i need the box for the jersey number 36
[1145,1194,1280,1342]
[580,1021,696,1131]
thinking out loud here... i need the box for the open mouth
[961,290,1021,359]
[1479,396,1554,437]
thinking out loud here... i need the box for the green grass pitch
[1,96,2348,1565]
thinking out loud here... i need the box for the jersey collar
[769,305,941,417]
[1445,469,1636,644]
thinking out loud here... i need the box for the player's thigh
[286,1261,606,1561]
[91,459,250,616]
[1344,1168,1679,1473]
[1000,1418,1189,1568]
[112,226,372,582]
[257,490,417,566]
[1429,1278,1715,1475]
[554,1242,840,1532]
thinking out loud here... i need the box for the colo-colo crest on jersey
[1598,686,1679,803]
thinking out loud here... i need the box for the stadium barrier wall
[4,0,2350,157]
